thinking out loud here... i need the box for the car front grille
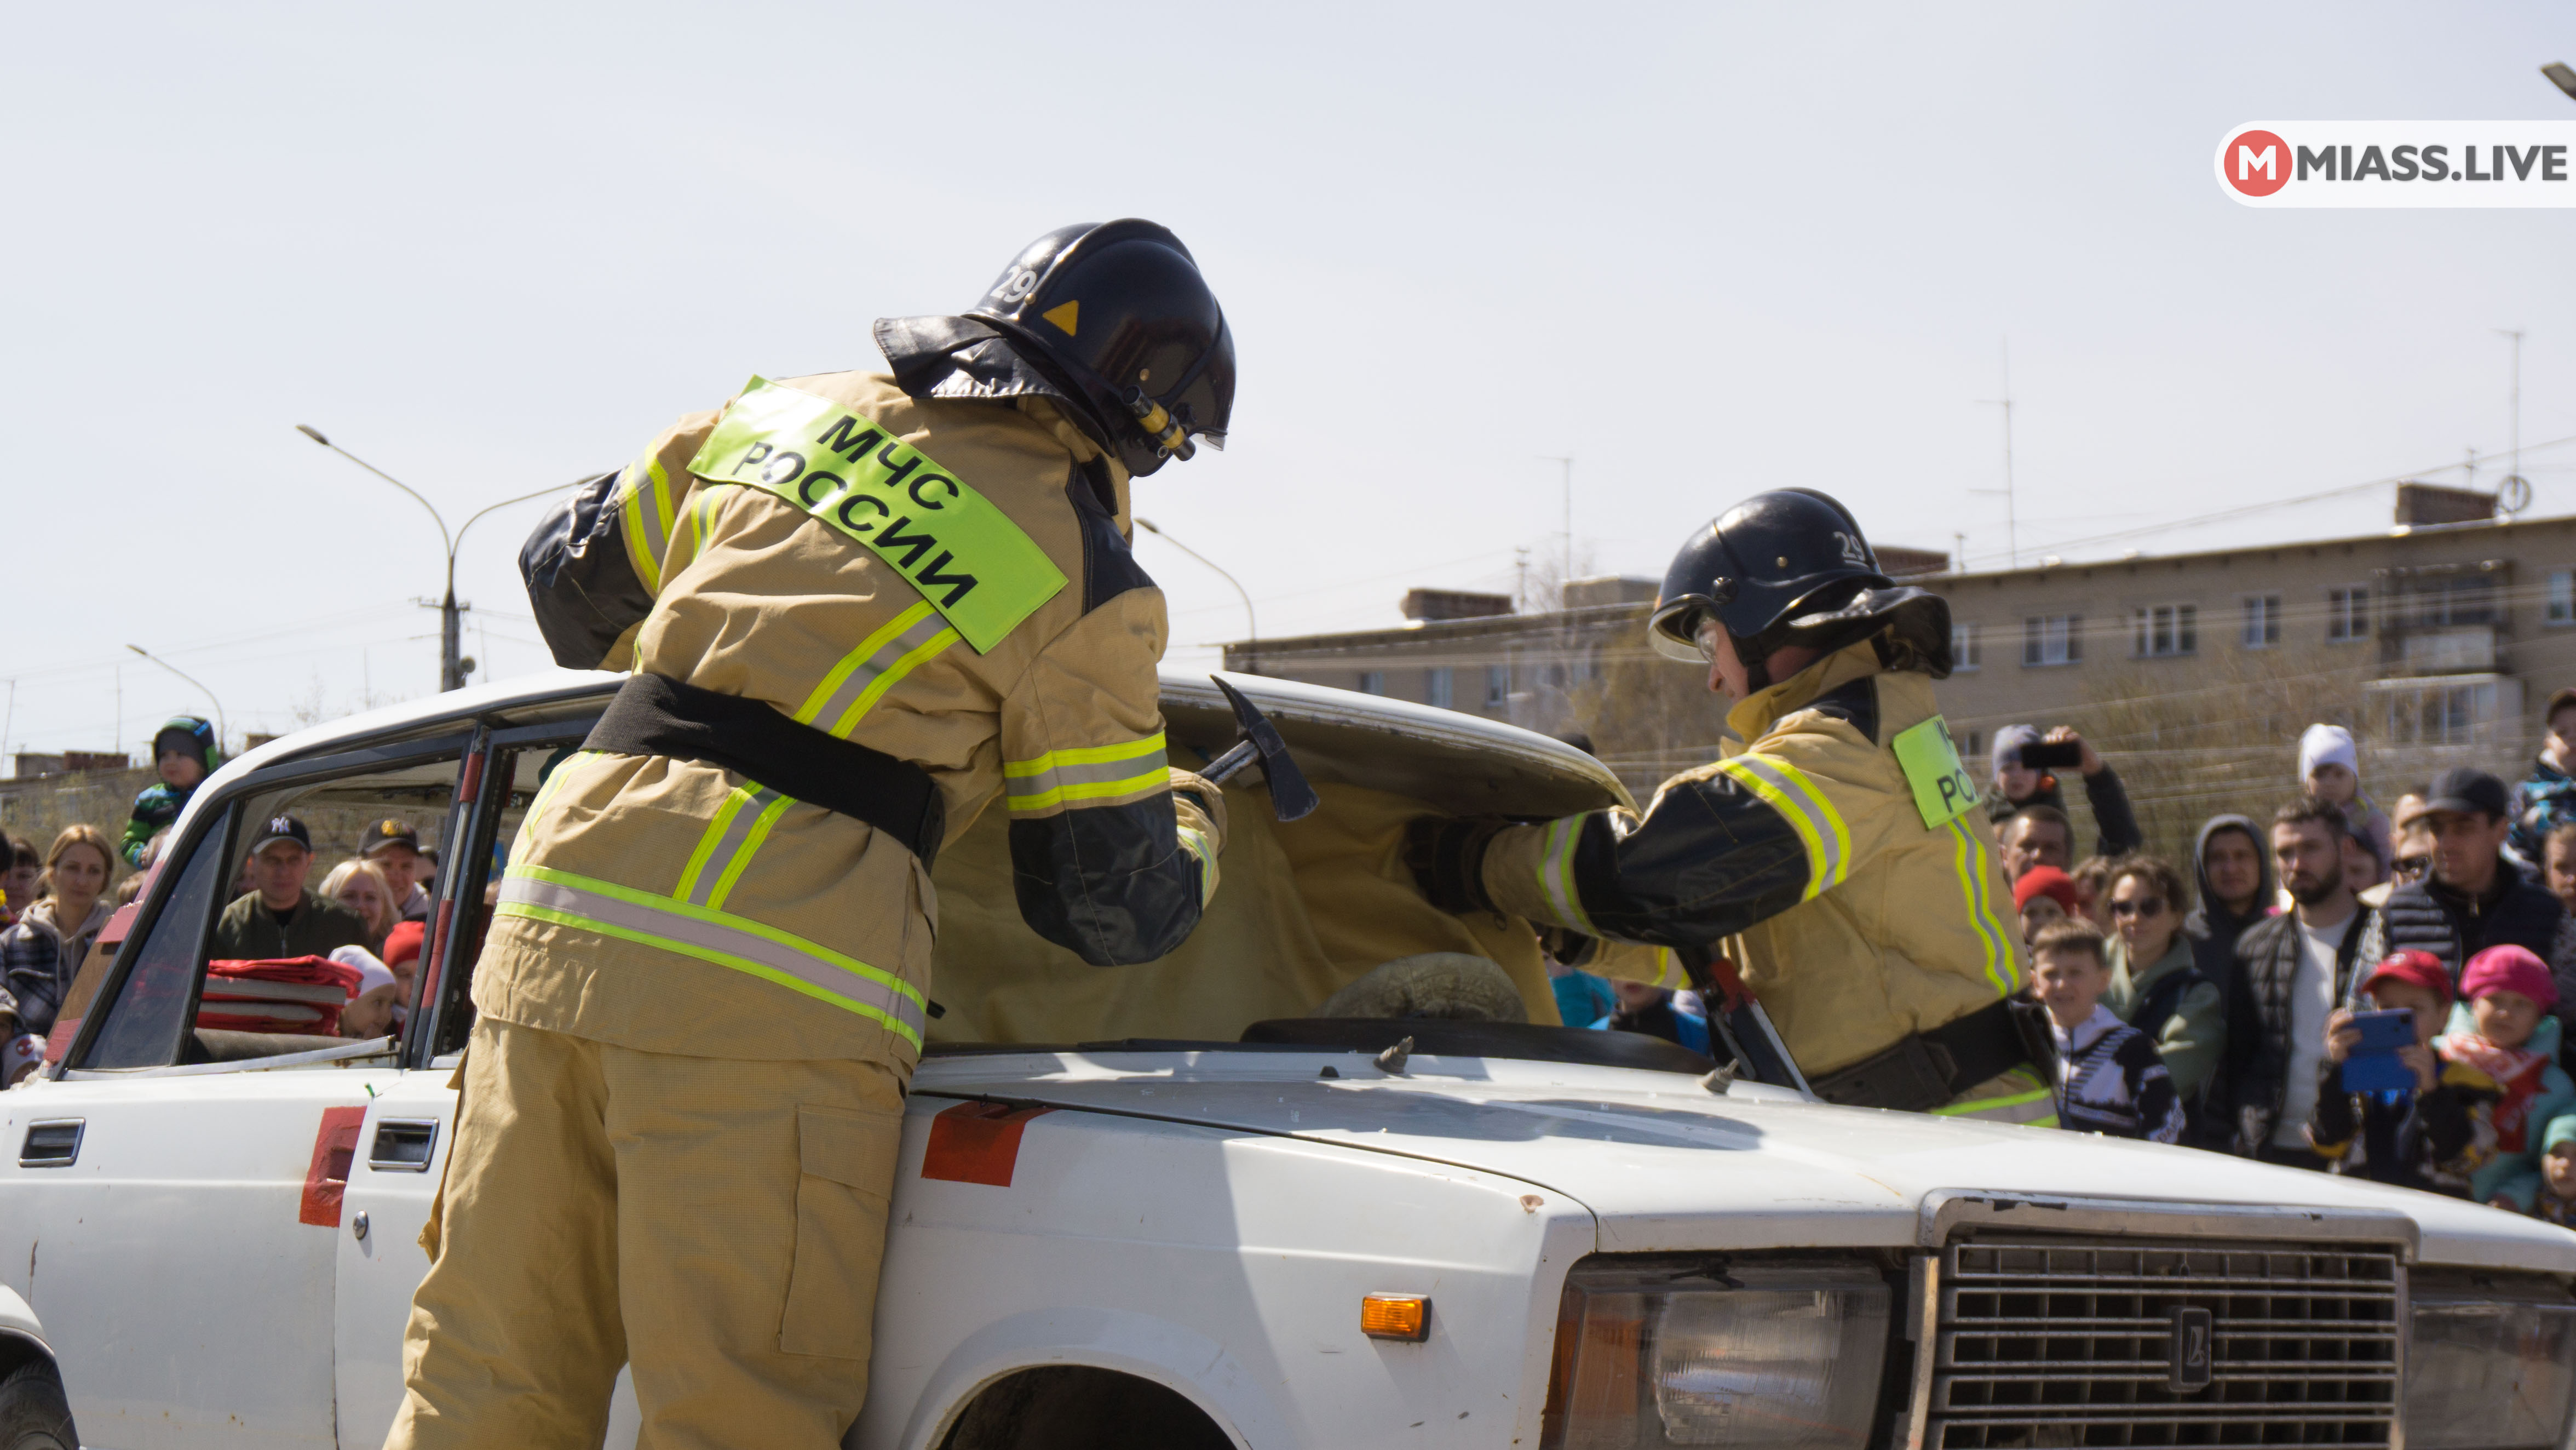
[1924,1236,2403,1449]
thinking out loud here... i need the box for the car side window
[81,806,234,1069]
[72,738,472,1073]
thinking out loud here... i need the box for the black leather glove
[1402,815,1509,915]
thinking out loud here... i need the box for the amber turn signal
[1360,1293,1430,1342]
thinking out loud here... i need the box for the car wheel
[0,1358,77,1450]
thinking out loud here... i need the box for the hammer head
[1208,675,1319,821]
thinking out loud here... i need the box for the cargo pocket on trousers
[779,1102,904,1359]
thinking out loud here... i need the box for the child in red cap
[2429,945,2575,1210]
[2310,952,2473,1194]
[2013,866,2084,948]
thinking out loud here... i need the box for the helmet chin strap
[1733,634,1775,694]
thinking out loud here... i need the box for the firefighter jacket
[486,369,1223,1070]
[1481,637,2024,1079]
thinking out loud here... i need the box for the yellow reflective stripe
[1946,817,2020,998]
[498,864,925,1047]
[618,460,664,597]
[1007,765,1169,814]
[1177,823,1218,907]
[1930,1085,2054,1115]
[1003,734,1170,776]
[1004,733,1172,812]
[676,785,762,902]
[644,455,675,545]
[1535,815,1601,937]
[829,626,958,737]
[1714,754,1848,898]
[705,793,791,912]
[795,603,937,726]
[1653,948,1682,990]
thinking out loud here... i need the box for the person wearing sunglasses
[1408,489,2046,1122]
[2102,856,2223,1117]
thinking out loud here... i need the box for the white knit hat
[2298,723,2359,783]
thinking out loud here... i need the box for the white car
[2,672,2573,1450]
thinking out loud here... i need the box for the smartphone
[2019,740,2083,770]
[2341,1008,2419,1093]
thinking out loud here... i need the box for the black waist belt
[585,673,946,868]
[1807,998,2049,1113]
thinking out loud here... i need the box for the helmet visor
[1647,598,1715,663]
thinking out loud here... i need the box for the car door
[330,718,641,1448]
[0,732,474,1449]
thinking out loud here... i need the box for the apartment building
[1227,486,2576,801]
[1921,485,2576,775]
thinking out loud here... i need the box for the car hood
[913,1048,2576,1272]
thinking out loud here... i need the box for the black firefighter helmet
[1647,489,1953,683]
[964,219,1234,478]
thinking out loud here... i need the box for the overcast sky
[4,2,2572,760]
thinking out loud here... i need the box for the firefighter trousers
[384,1017,907,1450]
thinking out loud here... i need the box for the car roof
[221,668,1632,818]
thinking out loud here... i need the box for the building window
[2327,586,2370,643]
[1356,670,1384,696]
[1484,664,1510,709]
[2241,594,2281,649]
[2023,615,2082,668]
[1951,622,1982,672]
[2551,570,2576,626]
[1960,728,1985,763]
[2377,678,2520,747]
[2131,604,2196,658]
[1425,667,1453,709]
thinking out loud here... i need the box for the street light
[1134,517,1258,674]
[124,645,228,754]
[296,424,562,691]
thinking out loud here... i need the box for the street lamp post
[296,425,561,691]
[1134,518,1258,674]
[124,645,228,753]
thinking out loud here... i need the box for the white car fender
[0,1282,49,1357]
[894,1306,1276,1450]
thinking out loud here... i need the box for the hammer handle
[1200,738,1261,785]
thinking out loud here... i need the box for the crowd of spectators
[0,713,444,1084]
[1968,685,2576,1223]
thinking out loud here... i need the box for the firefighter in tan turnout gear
[1411,490,2050,1121]
[387,220,1235,1449]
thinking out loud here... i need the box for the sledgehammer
[1198,675,1320,821]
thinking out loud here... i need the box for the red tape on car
[300,1106,367,1227]
[920,1102,1053,1187]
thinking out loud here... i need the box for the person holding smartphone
[2308,950,2470,1194]
[1986,724,2143,858]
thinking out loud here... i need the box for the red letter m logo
[2235,142,2279,182]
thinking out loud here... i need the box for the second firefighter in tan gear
[1479,640,2042,1119]
[389,220,1237,1449]
[1418,488,2045,1120]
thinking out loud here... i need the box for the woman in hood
[2185,813,2272,1001]
[0,826,118,1073]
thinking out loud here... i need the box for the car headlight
[2407,1270,2576,1450]
[1542,1256,1891,1450]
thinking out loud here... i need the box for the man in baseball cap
[2360,767,2576,989]
[361,818,432,924]
[210,815,370,962]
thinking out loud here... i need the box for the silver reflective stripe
[1003,748,1170,809]
[800,606,953,737]
[679,787,781,908]
[497,873,927,1043]
[1719,753,1848,896]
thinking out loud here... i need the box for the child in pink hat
[2431,945,2575,1209]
